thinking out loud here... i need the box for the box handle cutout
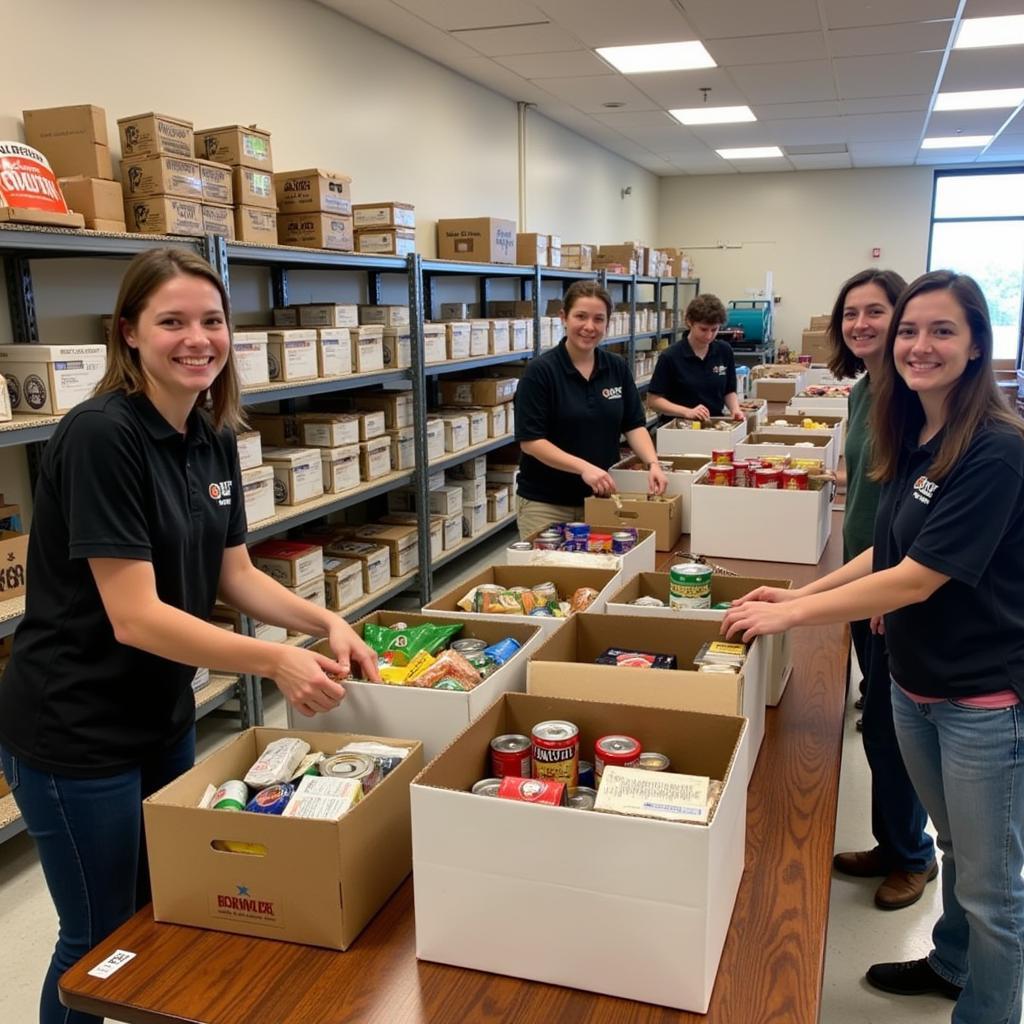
[211,840,267,856]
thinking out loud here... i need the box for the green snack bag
[362,621,463,666]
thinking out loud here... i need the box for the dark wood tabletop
[60,512,849,1024]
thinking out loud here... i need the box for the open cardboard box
[504,525,656,578]
[412,692,748,1012]
[655,416,747,456]
[739,398,767,433]
[604,572,794,706]
[144,726,424,950]
[0,531,28,600]
[752,376,805,402]
[787,394,850,419]
[421,564,620,638]
[690,470,833,565]
[735,430,836,472]
[758,411,845,450]
[526,613,764,780]
[294,612,545,759]
[610,454,709,533]
[584,492,682,551]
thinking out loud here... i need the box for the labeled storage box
[262,447,325,505]
[505,526,657,579]
[232,331,270,388]
[277,212,353,251]
[350,327,385,373]
[436,217,516,265]
[232,166,276,210]
[124,196,203,236]
[320,444,361,494]
[352,524,418,577]
[584,493,682,551]
[352,201,415,229]
[267,330,318,382]
[298,614,544,759]
[356,228,415,257]
[195,124,272,170]
[327,541,390,594]
[250,540,324,587]
[298,303,359,329]
[145,726,423,950]
[316,327,352,378]
[735,431,836,472]
[438,377,516,407]
[235,431,262,471]
[656,417,747,457]
[300,413,361,448]
[233,205,277,245]
[120,155,202,199]
[241,465,274,525]
[359,436,392,481]
[412,693,747,1011]
[0,532,28,600]
[274,168,351,215]
[323,557,363,611]
[117,111,192,160]
[381,327,411,370]
[610,454,709,533]
[0,344,106,414]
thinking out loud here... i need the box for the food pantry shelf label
[594,766,710,823]
[87,949,136,979]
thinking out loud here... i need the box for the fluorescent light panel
[934,88,1024,111]
[716,146,784,159]
[921,136,993,148]
[597,41,716,74]
[670,105,756,125]
[955,15,1024,49]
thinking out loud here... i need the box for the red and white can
[732,459,751,488]
[490,734,531,778]
[594,734,642,782]
[782,468,809,491]
[711,448,734,465]
[753,467,782,489]
[707,463,735,487]
[497,776,567,806]
[532,720,579,792]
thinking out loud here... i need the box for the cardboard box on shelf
[355,409,386,441]
[561,243,594,271]
[352,523,418,577]
[381,327,411,370]
[486,486,510,522]
[266,330,318,382]
[462,499,486,537]
[381,512,443,562]
[250,539,324,587]
[439,302,478,321]
[355,227,415,257]
[735,431,836,472]
[299,412,361,448]
[352,202,415,229]
[277,212,353,251]
[436,217,516,265]
[316,327,352,378]
[486,319,510,355]
[438,377,517,408]
[440,321,470,360]
[505,525,657,578]
[320,444,361,495]
[232,330,270,388]
[429,484,463,518]
[448,455,488,481]
[272,307,298,327]
[83,217,126,232]
[0,532,28,600]
[202,203,234,240]
[349,327,385,373]
[359,436,392,481]
[441,414,469,453]
[387,426,415,471]
[209,602,284,643]
[235,431,262,471]
[120,155,201,200]
[468,321,489,357]
[0,343,105,414]
[233,205,277,245]
[262,447,325,505]
[124,196,203,237]
[57,176,124,221]
[232,166,276,210]
[323,557,363,611]
[298,303,359,328]
[346,391,413,430]
[145,726,423,950]
[583,493,682,551]
[241,465,274,525]
[273,168,351,215]
[23,105,111,178]
[117,111,192,160]
[358,305,409,328]
[425,418,444,461]
[197,159,233,205]
[516,232,548,266]
[610,454,709,533]
[326,541,390,594]
[441,512,461,549]
[412,692,747,1011]
[655,417,747,457]
[808,314,831,331]
[248,412,300,446]
[195,124,272,170]
[422,324,447,364]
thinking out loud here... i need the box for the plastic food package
[362,621,463,666]
[244,737,311,788]
[409,648,482,690]
[569,587,600,613]
[595,647,678,670]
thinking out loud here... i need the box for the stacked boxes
[274,169,353,252]
[436,217,515,265]
[353,202,415,257]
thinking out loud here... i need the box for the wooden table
[61,514,849,1024]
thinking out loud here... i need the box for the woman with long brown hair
[0,248,378,1024]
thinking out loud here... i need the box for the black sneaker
[855,695,865,710]
[866,958,962,1000]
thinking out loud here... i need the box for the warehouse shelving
[241,368,407,405]
[427,432,516,474]
[431,511,517,570]
[423,351,531,376]
[0,595,25,641]
[0,414,63,448]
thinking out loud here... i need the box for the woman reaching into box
[723,271,1024,1023]
[0,248,378,1024]
[514,281,667,539]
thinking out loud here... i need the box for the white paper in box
[504,525,656,579]
[655,417,747,456]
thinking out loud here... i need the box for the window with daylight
[929,169,1024,365]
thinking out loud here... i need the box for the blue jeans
[0,730,194,1024]
[891,685,1024,1024]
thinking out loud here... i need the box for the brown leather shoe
[833,848,887,877]
[875,862,939,910]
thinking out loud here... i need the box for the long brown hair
[871,269,1023,482]
[95,247,243,431]
[826,268,906,379]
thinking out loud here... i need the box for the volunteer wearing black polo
[723,271,1024,1021]
[647,293,744,424]
[0,249,378,1024]
[514,280,666,539]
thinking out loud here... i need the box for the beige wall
[657,167,934,348]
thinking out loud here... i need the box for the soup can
[567,786,597,810]
[707,463,735,487]
[711,448,734,465]
[636,751,671,772]
[669,561,713,609]
[732,459,751,488]
[782,468,809,490]
[612,530,636,553]
[532,720,579,792]
[497,776,567,806]
[471,778,502,797]
[490,734,532,779]
[753,467,782,489]
[594,735,642,782]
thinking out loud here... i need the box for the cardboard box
[356,409,386,441]
[233,166,276,210]
[468,321,489,357]
[316,327,352,378]
[241,465,274,525]
[195,124,272,170]
[439,302,476,321]
[584,493,682,551]
[83,217,126,233]
[232,331,270,387]
[25,104,108,150]
[248,412,300,446]
[561,243,594,271]
[436,217,516,265]
[421,564,620,639]
[381,327,411,370]
[250,539,324,587]
[381,512,443,563]
[441,321,471,360]
[355,228,415,257]
[323,557,364,611]
[117,111,191,159]
[610,454,709,534]
[326,541,390,593]
[272,307,299,327]
[412,693,747,1011]
[422,324,447,365]
[353,524,418,577]
[786,394,850,419]
[25,132,112,180]
[198,159,233,205]
[655,417,747,457]
[527,613,764,781]
[320,444,361,494]
[301,614,544,759]
[233,205,277,245]
[429,484,463,518]
[350,327,385,373]
[57,176,124,220]
[487,486,510,522]
[0,344,105,414]
[358,305,409,328]
[262,447,325,505]
[347,391,412,430]
[605,571,794,707]
[438,377,516,408]
[145,726,422,950]
[124,196,203,236]
[352,202,414,229]
[735,431,836,472]
[359,436,392,481]
[277,212,353,251]
[202,203,234,240]
[753,376,806,402]
[120,155,201,200]
[299,413,360,448]
[210,603,285,644]
[447,455,487,481]
[690,471,833,564]
[274,168,351,215]
[0,532,28,600]
[486,319,510,355]
[462,499,486,537]
[505,526,657,579]
[441,414,469,453]
[235,431,262,471]
[298,304,359,328]
[425,418,444,462]
[801,329,831,364]
[266,330,318,382]
[388,426,415,471]
[516,232,548,266]
[757,412,844,452]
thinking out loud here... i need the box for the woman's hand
[327,620,381,682]
[647,462,668,496]
[582,464,616,497]
[730,585,802,608]
[270,645,349,718]
[721,598,799,643]
[685,404,711,422]
[731,408,746,422]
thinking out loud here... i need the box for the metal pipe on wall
[516,102,534,231]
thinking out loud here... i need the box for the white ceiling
[317,0,1024,175]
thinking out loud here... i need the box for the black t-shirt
[648,334,737,417]
[873,423,1024,700]
[0,392,247,777]
[514,339,645,505]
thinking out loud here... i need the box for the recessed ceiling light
[921,136,993,148]
[716,146,784,159]
[954,15,1024,49]
[934,88,1024,111]
[670,106,756,125]
[596,41,716,74]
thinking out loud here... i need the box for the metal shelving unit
[0,596,25,641]
[427,432,516,475]
[431,511,517,570]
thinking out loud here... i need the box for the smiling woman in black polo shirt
[514,280,667,538]
[723,271,1024,1021]
[0,249,379,1024]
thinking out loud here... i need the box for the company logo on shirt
[912,475,938,504]
[713,364,727,376]
[601,386,623,400]
[209,480,233,506]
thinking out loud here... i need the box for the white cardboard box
[423,325,447,365]
[266,330,318,382]
[232,331,270,387]
[412,693,748,1012]
[735,431,836,472]
[241,464,274,524]
[689,471,833,564]
[656,417,747,457]
[504,526,657,580]
[262,447,325,505]
[443,322,471,361]
[758,413,845,452]
[610,454,710,533]
[351,328,385,373]
[381,327,411,370]
[235,431,262,471]
[0,343,106,414]
[462,499,486,537]
[317,327,352,378]
[294,613,545,760]
[786,394,850,419]
[320,444,361,494]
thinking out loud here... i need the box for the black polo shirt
[874,423,1024,700]
[0,392,247,777]
[515,339,645,505]
[648,334,737,417]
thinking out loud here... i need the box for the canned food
[483,637,521,666]
[508,541,533,552]
[532,720,579,792]
[490,734,532,779]
[632,595,666,607]
[321,752,383,792]
[564,522,589,544]
[706,463,735,487]
[497,776,567,805]
[669,561,713,609]
[761,454,791,469]
[212,779,248,811]
[471,777,502,797]
[533,537,561,551]
[711,448,734,465]
[594,735,642,781]
[782,468,809,490]
[451,638,487,656]
[577,759,595,788]
[612,530,636,554]
[732,459,751,488]
[245,782,294,815]
[636,751,671,772]
[434,678,469,690]
[753,467,782,489]
[567,786,597,810]
[588,531,613,553]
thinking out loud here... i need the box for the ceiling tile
[685,123,786,147]
[590,110,703,149]
[821,0,959,30]
[669,154,737,174]
[451,23,584,56]
[625,68,749,108]
[916,150,979,164]
[706,32,826,66]
[928,108,1017,135]
[753,100,844,119]
[495,50,609,77]
[391,0,549,31]
[446,57,556,103]
[755,117,848,145]
[849,140,921,164]
[728,61,839,103]
[1003,110,1024,135]
[530,74,661,113]
[842,111,930,139]
[965,0,1024,14]
[533,0,698,48]
[834,52,943,99]
[732,158,797,172]
[828,20,953,57]
[839,94,931,113]
[682,0,822,38]
[940,47,1024,91]
[789,152,854,169]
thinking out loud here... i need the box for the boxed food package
[197,159,233,205]
[145,726,423,950]
[350,326,385,373]
[442,512,461,550]
[272,307,299,327]
[233,205,277,245]
[0,343,106,414]
[320,444,361,495]
[241,464,275,525]
[423,324,447,365]
[316,327,352,378]
[232,166,276,210]
[610,454,709,533]
[583,493,682,551]
[443,321,471,361]
[58,176,124,220]
[202,203,234,239]
[485,404,507,437]
[357,305,409,328]
[486,319,510,355]
[277,212,353,251]
[262,447,325,505]
[120,155,201,199]
[299,413,361,448]
[381,327,411,370]
[266,330,318,382]
[25,104,111,176]
[235,430,262,471]
[353,523,418,577]
[655,417,747,457]
[355,228,415,257]
[352,202,415,229]
[273,169,351,215]
[232,330,270,388]
[359,436,392,481]
[298,304,359,329]
[323,557,364,611]
[326,541,390,594]
[346,391,413,430]
[195,124,272,170]
[117,111,192,160]
[436,217,516,265]
[250,540,324,587]
[516,232,548,266]
[124,196,203,236]
[438,377,517,408]
[388,426,415,471]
